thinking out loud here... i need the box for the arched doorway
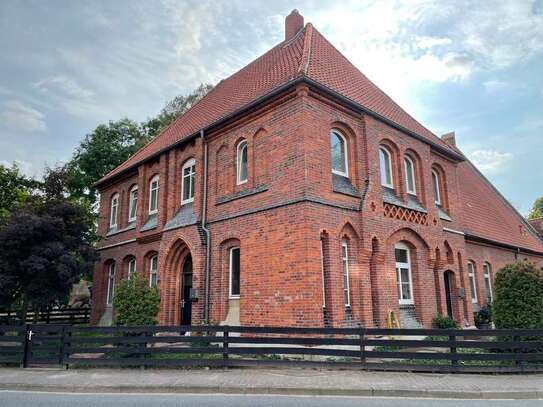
[180,254,193,326]
[444,270,455,318]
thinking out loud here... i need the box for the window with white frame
[395,243,414,304]
[432,170,442,205]
[330,130,348,177]
[128,185,138,222]
[483,263,492,303]
[379,147,394,188]
[106,263,116,305]
[341,241,351,307]
[149,255,158,287]
[109,193,119,229]
[229,247,240,298]
[236,140,248,185]
[148,175,159,214]
[404,156,417,195]
[127,258,136,279]
[467,261,478,303]
[181,158,196,204]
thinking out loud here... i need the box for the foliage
[432,314,459,329]
[474,305,492,326]
[0,164,39,223]
[528,197,543,220]
[112,275,160,326]
[155,83,213,129]
[492,261,543,329]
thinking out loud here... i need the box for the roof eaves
[464,233,543,257]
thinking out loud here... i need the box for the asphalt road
[0,392,541,407]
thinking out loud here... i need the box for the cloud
[0,101,46,132]
[483,79,509,93]
[0,159,35,177]
[34,75,95,99]
[468,149,513,174]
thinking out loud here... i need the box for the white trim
[127,258,136,280]
[379,147,394,188]
[395,242,414,305]
[404,156,416,195]
[109,193,119,229]
[128,185,138,223]
[443,227,465,236]
[467,261,478,304]
[341,241,351,307]
[149,255,158,287]
[229,247,241,299]
[330,130,349,177]
[181,158,196,205]
[148,175,159,214]
[483,263,493,302]
[432,170,442,205]
[106,263,116,305]
[97,238,137,251]
[236,141,248,185]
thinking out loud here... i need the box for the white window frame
[236,140,248,185]
[229,247,241,299]
[341,241,351,307]
[181,158,196,205]
[149,255,158,287]
[148,175,159,214]
[330,130,349,177]
[128,185,138,223]
[127,258,136,280]
[404,156,417,195]
[483,263,492,302]
[379,147,394,188]
[109,193,119,229]
[395,242,414,305]
[106,263,116,305]
[467,261,478,303]
[432,170,442,205]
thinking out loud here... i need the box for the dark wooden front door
[181,254,193,326]
[444,271,454,318]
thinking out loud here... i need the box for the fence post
[359,328,366,370]
[222,327,229,368]
[449,331,458,371]
[21,324,31,368]
[513,335,521,369]
[58,326,67,367]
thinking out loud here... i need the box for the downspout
[200,129,212,323]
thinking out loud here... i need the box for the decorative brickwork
[383,203,428,226]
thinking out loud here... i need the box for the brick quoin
[90,11,543,328]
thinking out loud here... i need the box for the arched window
[128,185,138,223]
[109,193,119,229]
[229,247,241,298]
[127,258,136,279]
[106,263,116,305]
[467,261,478,303]
[341,240,351,307]
[148,175,159,214]
[149,255,158,287]
[236,140,248,185]
[404,156,417,195]
[431,170,442,205]
[379,147,393,188]
[330,130,348,177]
[181,158,196,204]
[395,243,413,304]
[483,263,492,303]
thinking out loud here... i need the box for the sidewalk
[0,367,542,399]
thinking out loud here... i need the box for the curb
[0,384,541,399]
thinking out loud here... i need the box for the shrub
[112,275,160,326]
[474,306,492,326]
[432,314,459,329]
[493,261,543,329]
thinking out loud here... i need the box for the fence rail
[2,324,543,373]
[0,307,90,325]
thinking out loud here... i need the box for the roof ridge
[298,23,313,75]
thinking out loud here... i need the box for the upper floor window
[395,243,413,305]
[431,170,442,205]
[181,158,196,204]
[467,261,477,303]
[330,130,348,177]
[236,140,248,185]
[404,156,417,195]
[341,241,351,307]
[106,263,116,305]
[483,263,492,303]
[149,255,158,287]
[229,247,241,298]
[379,147,393,188]
[148,175,159,215]
[128,185,138,223]
[127,258,136,280]
[109,193,119,229]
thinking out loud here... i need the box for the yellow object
[386,310,400,329]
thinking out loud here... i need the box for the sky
[0,0,542,214]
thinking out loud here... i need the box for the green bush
[432,314,459,329]
[112,275,160,326]
[493,261,543,329]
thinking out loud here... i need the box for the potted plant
[474,306,492,329]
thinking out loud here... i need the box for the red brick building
[91,11,543,328]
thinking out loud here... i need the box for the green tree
[0,164,39,223]
[528,197,543,220]
[112,275,160,326]
[492,261,543,329]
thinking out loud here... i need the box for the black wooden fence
[2,324,543,373]
[0,307,90,325]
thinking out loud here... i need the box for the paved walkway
[0,368,542,399]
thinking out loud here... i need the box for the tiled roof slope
[98,23,455,184]
[457,160,543,253]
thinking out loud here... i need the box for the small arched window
[483,263,492,303]
[148,175,159,214]
[149,255,158,287]
[379,147,393,188]
[432,170,442,205]
[467,261,478,303]
[341,240,351,306]
[330,130,348,177]
[236,140,248,185]
[128,185,138,223]
[127,258,136,280]
[395,242,413,304]
[106,262,116,305]
[181,158,196,204]
[229,247,241,298]
[404,156,417,195]
[109,193,119,229]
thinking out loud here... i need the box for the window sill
[229,296,240,300]
[140,213,158,232]
[436,205,452,221]
[106,222,136,237]
[332,174,359,198]
[216,184,268,205]
[382,187,427,213]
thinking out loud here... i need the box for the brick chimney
[441,131,456,147]
[285,9,304,41]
